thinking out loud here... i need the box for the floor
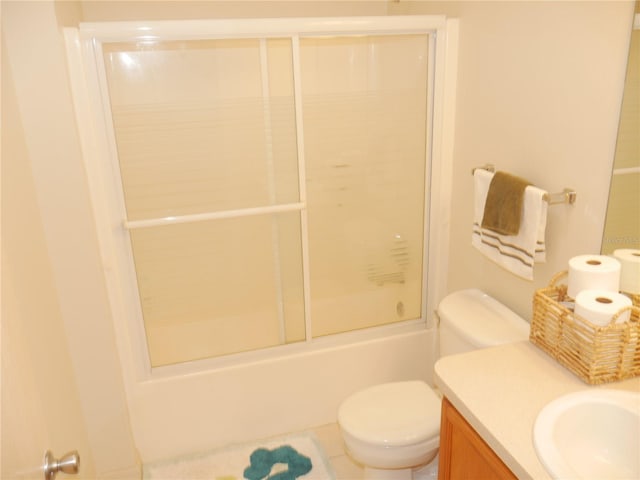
[312,423,439,480]
[312,423,364,479]
[143,423,362,479]
[144,423,437,479]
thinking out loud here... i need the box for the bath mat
[143,431,336,480]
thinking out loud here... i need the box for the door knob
[43,450,79,480]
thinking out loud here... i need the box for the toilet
[337,289,530,480]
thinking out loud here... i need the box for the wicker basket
[530,271,640,384]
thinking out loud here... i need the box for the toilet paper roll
[574,290,632,326]
[567,255,621,299]
[613,249,640,294]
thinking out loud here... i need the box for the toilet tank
[437,289,529,357]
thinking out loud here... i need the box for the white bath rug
[143,431,336,480]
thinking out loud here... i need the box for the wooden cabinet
[438,397,517,480]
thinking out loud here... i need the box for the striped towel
[472,169,548,280]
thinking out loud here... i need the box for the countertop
[434,341,640,480]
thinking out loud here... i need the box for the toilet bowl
[338,381,441,479]
[337,289,529,479]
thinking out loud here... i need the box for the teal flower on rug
[243,445,312,480]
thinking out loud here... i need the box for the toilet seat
[338,381,441,447]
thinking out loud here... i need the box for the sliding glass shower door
[300,35,429,337]
[80,18,437,369]
[103,38,305,366]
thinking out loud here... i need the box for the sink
[533,389,640,480]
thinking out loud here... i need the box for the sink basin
[533,389,640,480]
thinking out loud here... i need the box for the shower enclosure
[68,16,454,373]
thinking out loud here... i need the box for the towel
[472,169,548,280]
[481,171,531,235]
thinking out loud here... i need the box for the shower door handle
[43,450,79,480]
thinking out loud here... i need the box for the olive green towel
[481,171,531,236]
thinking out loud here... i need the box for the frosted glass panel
[96,27,434,366]
[300,35,429,336]
[130,213,305,367]
[103,39,299,221]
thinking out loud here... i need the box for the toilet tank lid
[437,289,529,347]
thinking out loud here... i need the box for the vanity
[434,341,640,479]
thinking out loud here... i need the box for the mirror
[602,5,640,255]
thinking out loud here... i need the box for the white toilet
[337,289,530,480]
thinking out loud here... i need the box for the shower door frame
[65,15,458,381]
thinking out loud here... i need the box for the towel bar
[471,164,576,205]
[543,188,577,205]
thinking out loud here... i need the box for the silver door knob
[43,450,79,480]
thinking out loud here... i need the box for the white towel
[472,169,548,280]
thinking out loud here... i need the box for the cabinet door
[438,397,517,480]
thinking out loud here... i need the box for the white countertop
[434,341,640,480]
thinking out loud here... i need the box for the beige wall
[1,37,96,480]
[392,0,634,318]
[2,0,635,472]
[79,0,388,21]
[2,1,139,478]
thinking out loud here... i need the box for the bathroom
[2,0,637,478]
